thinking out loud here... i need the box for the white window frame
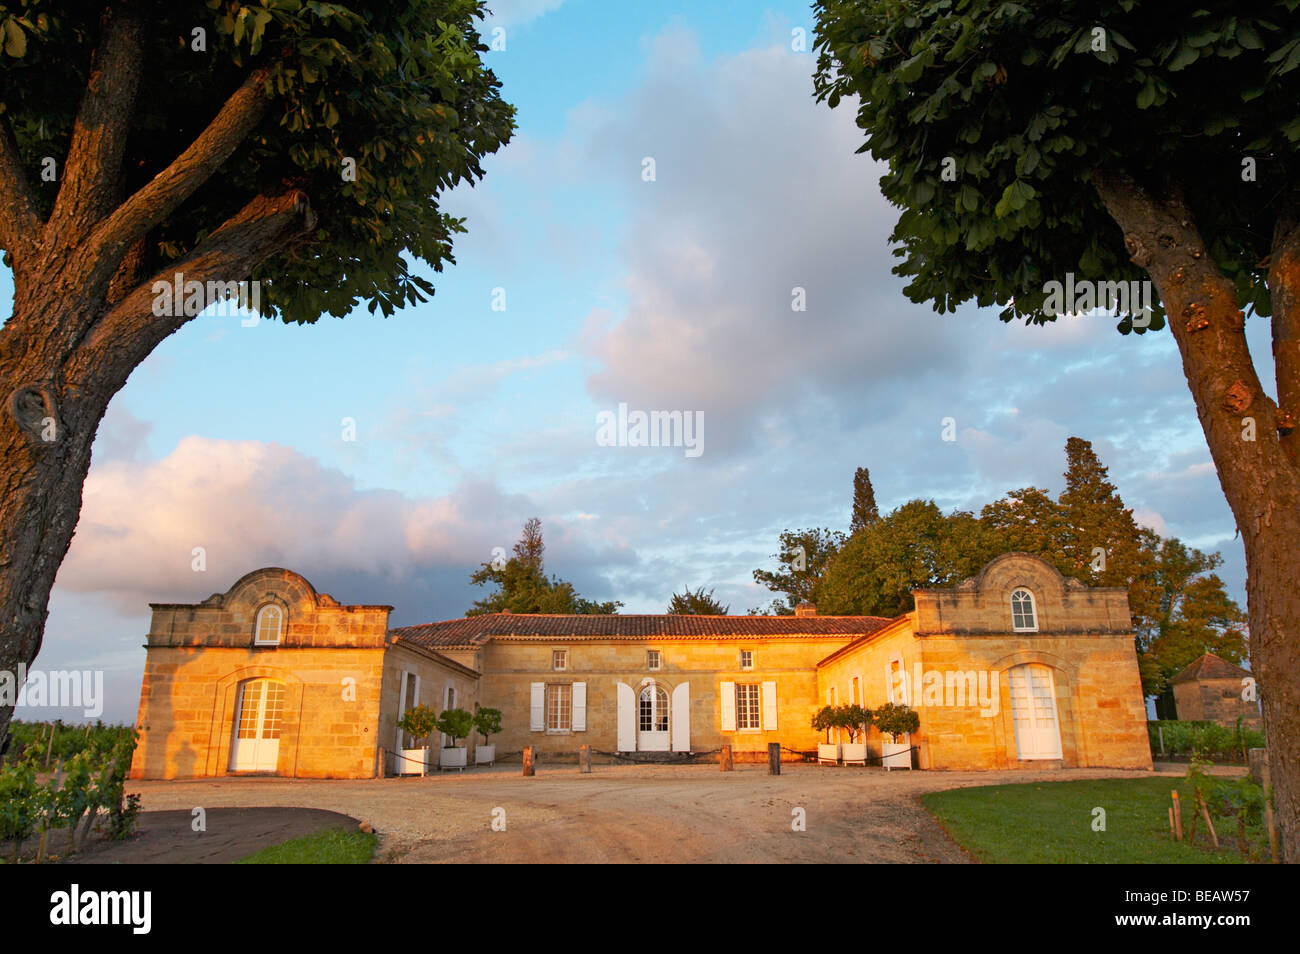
[647,650,661,671]
[546,683,573,733]
[740,649,754,671]
[735,683,761,731]
[553,649,568,671]
[253,604,283,646]
[1011,588,1038,632]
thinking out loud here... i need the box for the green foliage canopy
[812,0,1300,332]
[1,0,515,319]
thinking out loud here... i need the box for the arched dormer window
[1010,588,1038,632]
[254,604,284,646]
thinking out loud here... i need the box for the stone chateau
[129,552,1153,779]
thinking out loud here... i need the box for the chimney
[794,602,817,617]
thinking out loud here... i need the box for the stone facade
[1170,653,1262,727]
[476,634,859,760]
[131,554,1154,778]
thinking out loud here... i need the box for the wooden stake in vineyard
[1171,791,1183,841]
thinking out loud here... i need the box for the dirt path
[125,763,1169,863]
[67,808,359,864]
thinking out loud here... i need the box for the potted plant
[839,704,872,766]
[874,702,919,770]
[395,704,439,776]
[472,707,501,766]
[436,707,475,771]
[812,705,842,764]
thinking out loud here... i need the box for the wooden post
[44,723,54,769]
[1196,792,1219,849]
[522,746,535,777]
[720,745,732,772]
[767,742,781,775]
[1158,725,1165,756]
[579,745,591,773]
[1171,791,1183,841]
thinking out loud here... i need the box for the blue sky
[8,0,1265,722]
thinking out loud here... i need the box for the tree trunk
[1092,169,1300,863]
[0,301,110,756]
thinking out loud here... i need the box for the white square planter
[398,747,429,776]
[841,743,868,766]
[882,741,912,770]
[475,744,496,766]
[439,747,468,771]
[817,743,841,765]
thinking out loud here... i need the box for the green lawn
[236,826,377,864]
[921,778,1257,864]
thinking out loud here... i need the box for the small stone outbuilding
[1169,652,1261,727]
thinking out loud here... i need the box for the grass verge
[235,826,376,864]
[921,777,1257,863]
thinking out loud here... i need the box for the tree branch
[77,64,275,298]
[0,114,41,263]
[44,2,145,245]
[69,191,315,392]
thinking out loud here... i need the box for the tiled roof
[390,613,895,648]
[1169,652,1253,684]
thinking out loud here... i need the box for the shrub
[472,707,502,745]
[396,704,439,748]
[435,708,474,748]
[874,702,919,742]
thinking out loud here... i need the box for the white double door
[618,681,690,752]
[230,678,285,772]
[1009,664,1062,760]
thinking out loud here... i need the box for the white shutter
[671,682,690,752]
[529,682,545,731]
[572,682,587,731]
[762,681,778,730]
[616,682,635,751]
[396,670,409,754]
[719,681,736,732]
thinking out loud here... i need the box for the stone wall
[1172,678,1263,727]
[380,643,482,774]
[477,635,857,759]
[129,568,391,779]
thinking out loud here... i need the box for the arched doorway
[1008,664,1062,759]
[230,678,285,772]
[638,684,670,751]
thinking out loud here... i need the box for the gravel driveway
[126,763,1173,863]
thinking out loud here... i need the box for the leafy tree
[873,702,920,743]
[1058,437,1144,586]
[434,707,474,748]
[467,519,622,615]
[979,487,1068,559]
[668,586,730,615]
[816,500,989,616]
[396,704,439,749]
[472,706,501,745]
[0,1,515,752]
[813,1,1300,858]
[750,527,844,615]
[850,466,881,533]
[1132,533,1249,698]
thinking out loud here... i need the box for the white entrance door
[638,684,670,752]
[1009,664,1062,760]
[230,679,285,771]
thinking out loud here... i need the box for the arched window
[638,685,669,733]
[254,604,283,645]
[1010,588,1038,632]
